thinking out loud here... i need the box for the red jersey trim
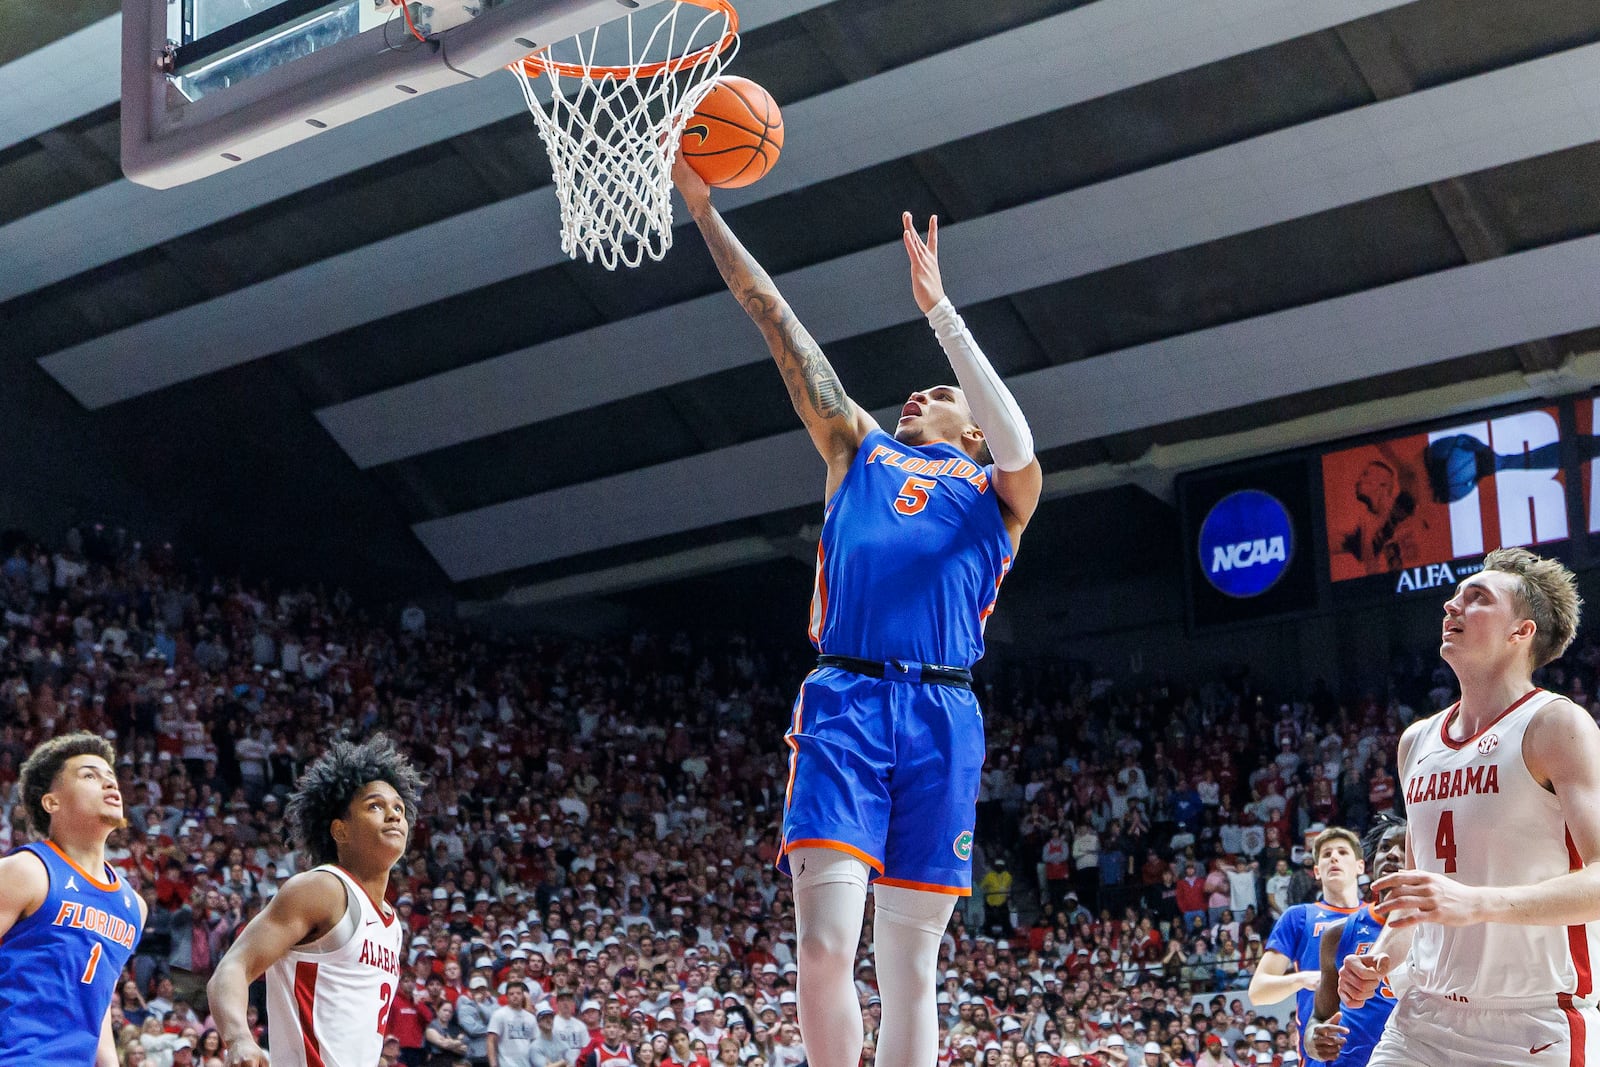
[333,866,395,927]
[1566,827,1593,1000]
[295,960,327,1067]
[1559,992,1586,1067]
[1437,688,1543,750]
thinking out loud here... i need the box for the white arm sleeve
[925,297,1035,471]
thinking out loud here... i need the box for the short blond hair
[1312,826,1361,864]
[1480,548,1581,668]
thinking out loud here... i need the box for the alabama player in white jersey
[1339,548,1600,1066]
[209,736,423,1067]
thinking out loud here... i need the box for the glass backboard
[121,0,628,188]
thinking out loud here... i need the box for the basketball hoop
[510,0,739,270]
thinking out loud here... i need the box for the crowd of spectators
[2,524,1595,1067]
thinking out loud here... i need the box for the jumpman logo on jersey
[64,875,80,893]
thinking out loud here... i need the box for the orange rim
[517,0,738,81]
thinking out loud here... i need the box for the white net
[510,2,738,271]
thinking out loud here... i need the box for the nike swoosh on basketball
[1531,1042,1555,1054]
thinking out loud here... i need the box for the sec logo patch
[1478,734,1499,755]
[953,831,973,861]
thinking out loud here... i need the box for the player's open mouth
[900,402,922,420]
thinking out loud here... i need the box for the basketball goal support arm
[679,195,875,468]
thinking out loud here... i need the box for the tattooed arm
[673,157,877,492]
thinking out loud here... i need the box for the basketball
[680,76,785,189]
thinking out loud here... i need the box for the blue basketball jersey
[1328,905,1397,1066]
[1265,898,1361,1040]
[808,429,1012,667]
[0,841,143,1066]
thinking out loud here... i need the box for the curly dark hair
[285,735,423,868]
[19,731,117,836]
[1360,812,1407,866]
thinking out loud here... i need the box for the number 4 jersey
[809,428,1012,668]
[1401,688,1598,1004]
[266,865,404,1067]
[0,841,143,1066]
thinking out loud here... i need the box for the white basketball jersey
[266,866,404,1067]
[1401,688,1597,1004]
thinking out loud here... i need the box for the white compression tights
[790,848,957,1067]
[872,884,956,1067]
[791,848,870,1067]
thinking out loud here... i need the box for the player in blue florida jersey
[674,160,1043,1067]
[1303,815,1407,1065]
[0,731,146,1067]
[1249,826,1367,1041]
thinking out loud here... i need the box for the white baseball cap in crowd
[695,998,716,1015]
[581,1000,602,1013]
[1143,1043,1162,1055]
[779,992,797,1005]
[1103,1036,1124,1048]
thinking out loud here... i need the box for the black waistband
[816,654,973,689]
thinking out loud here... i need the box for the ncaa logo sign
[1198,490,1294,598]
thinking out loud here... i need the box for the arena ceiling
[7,0,1600,609]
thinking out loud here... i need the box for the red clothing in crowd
[386,987,431,1051]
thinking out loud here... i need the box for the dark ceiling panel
[1375,0,1600,91]
[933,31,1374,217]
[842,0,1092,72]
[371,389,707,520]
[1452,142,1600,254]
[273,264,610,406]
[0,105,120,226]
[1028,187,1466,363]
[0,0,118,66]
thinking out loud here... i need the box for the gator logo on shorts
[953,831,974,861]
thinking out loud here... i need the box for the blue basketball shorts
[777,665,986,895]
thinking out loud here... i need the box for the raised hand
[902,211,944,315]
[671,146,712,209]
